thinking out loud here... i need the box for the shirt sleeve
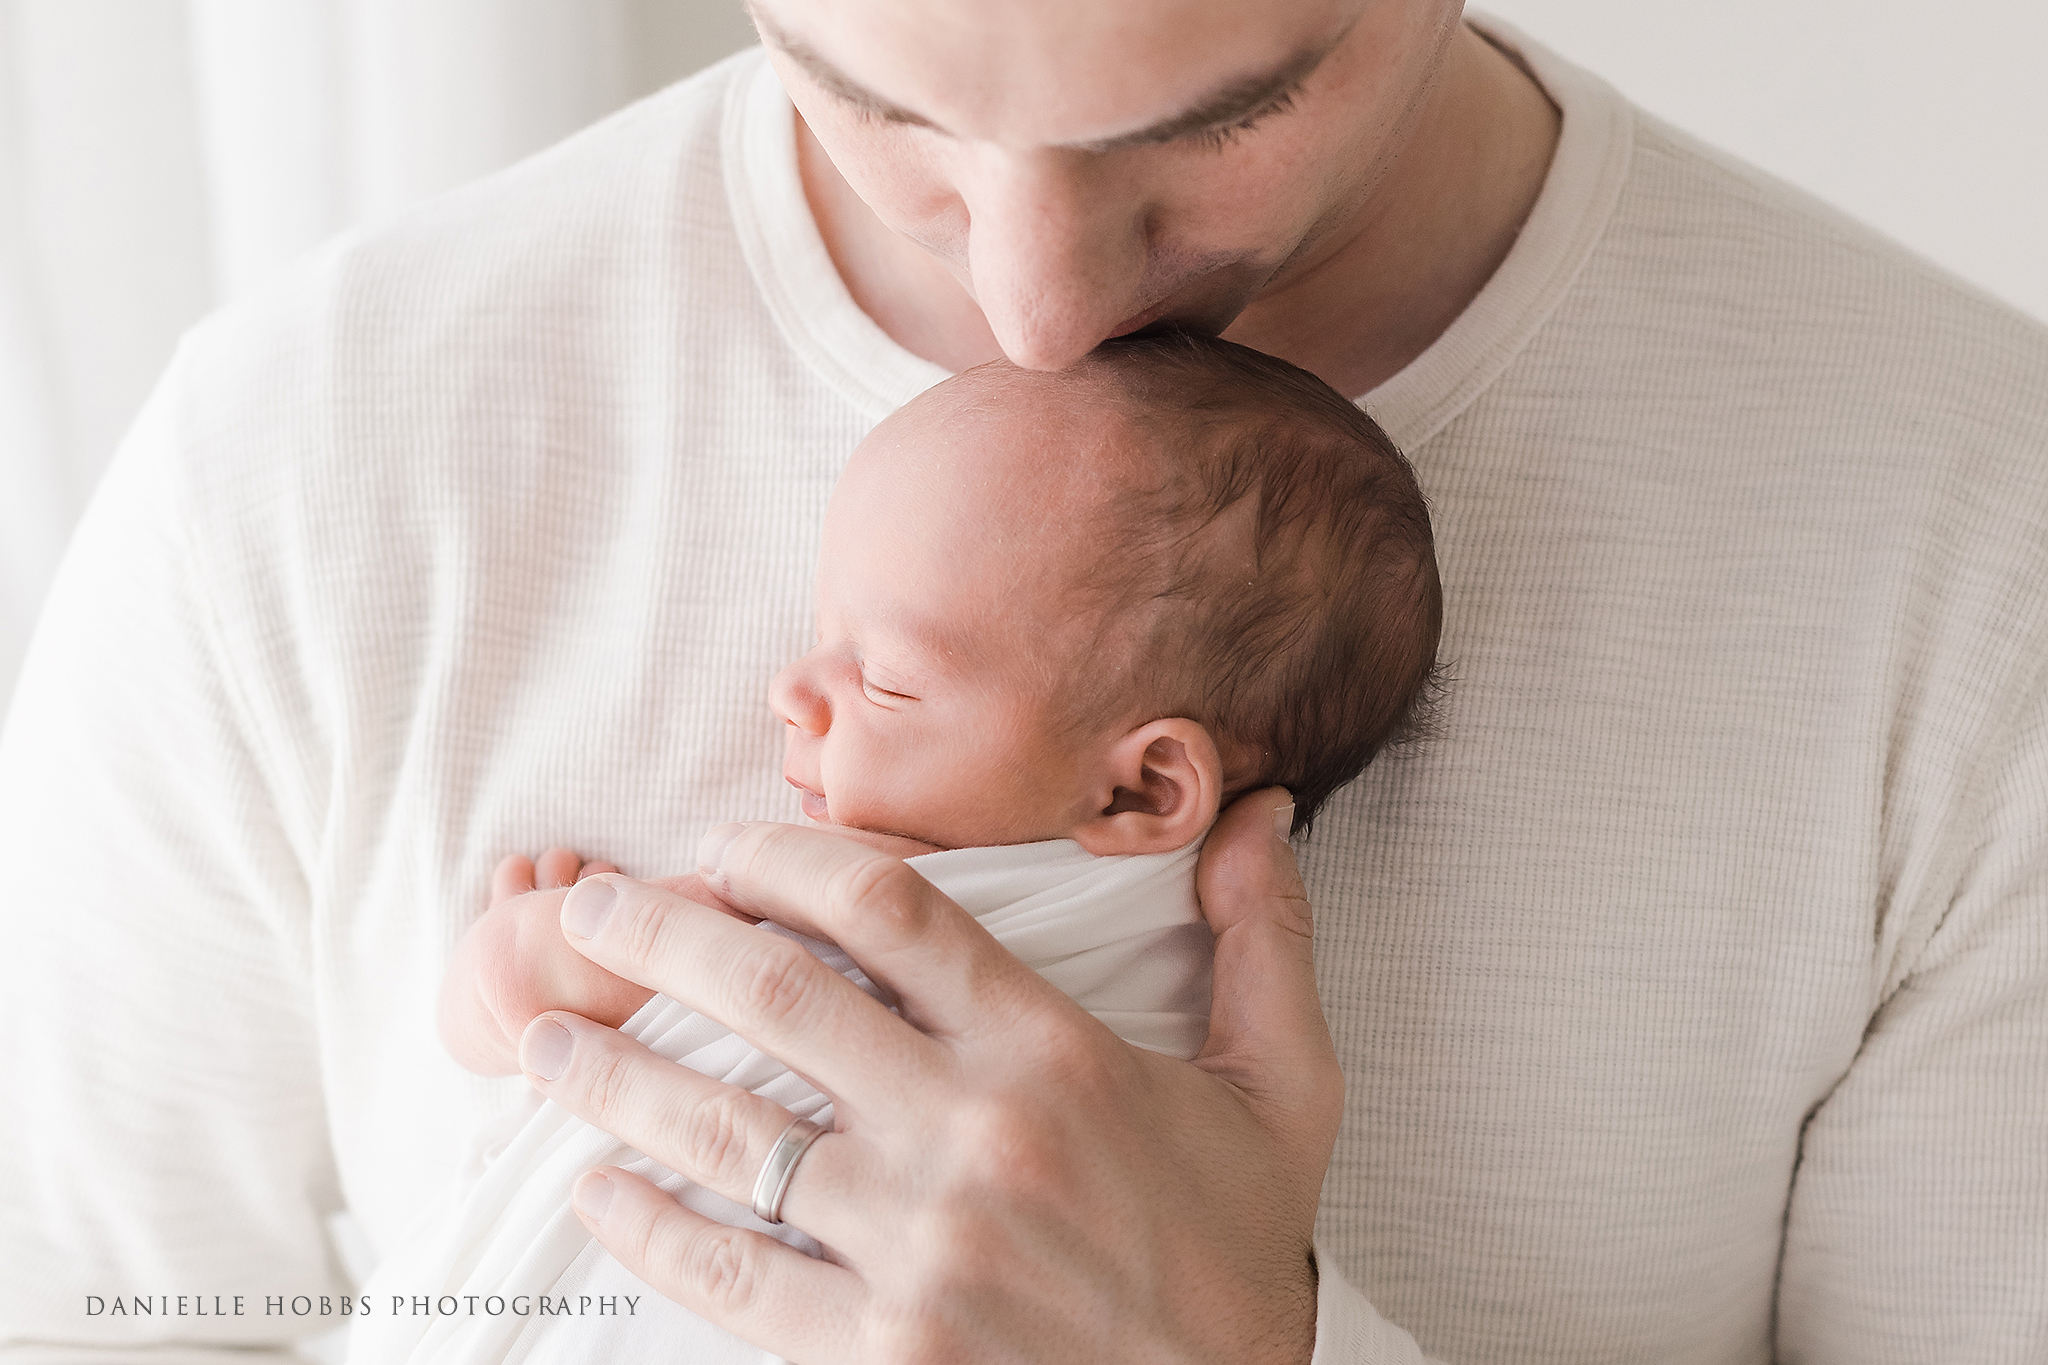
[1774,666,2048,1361]
[1309,1243,1445,1365]
[0,348,347,1361]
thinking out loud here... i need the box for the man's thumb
[1193,788,1343,1136]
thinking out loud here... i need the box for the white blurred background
[2,0,2044,707]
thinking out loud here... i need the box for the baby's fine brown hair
[1066,331,1443,837]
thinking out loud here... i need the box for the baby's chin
[809,822,946,860]
[796,787,945,858]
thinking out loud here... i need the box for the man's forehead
[751,0,1363,149]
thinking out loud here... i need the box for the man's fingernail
[697,822,745,875]
[562,878,616,938]
[521,1018,574,1081]
[573,1171,615,1221]
[1272,803,1296,841]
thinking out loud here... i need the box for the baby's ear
[1071,718,1225,856]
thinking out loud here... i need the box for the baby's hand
[438,847,657,1077]
[491,847,620,906]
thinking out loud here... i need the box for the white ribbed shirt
[2,21,2044,1365]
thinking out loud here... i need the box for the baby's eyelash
[861,677,916,704]
[1193,85,1301,151]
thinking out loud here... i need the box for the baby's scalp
[849,332,1443,838]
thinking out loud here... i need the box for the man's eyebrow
[750,4,937,130]
[1073,37,1343,152]
[751,2,1347,151]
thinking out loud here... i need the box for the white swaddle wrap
[348,837,1212,1365]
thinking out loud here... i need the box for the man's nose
[960,147,1149,371]
[768,662,830,737]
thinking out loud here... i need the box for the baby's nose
[768,661,830,737]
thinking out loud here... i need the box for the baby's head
[771,332,1441,853]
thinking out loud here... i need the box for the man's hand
[516,789,1340,1363]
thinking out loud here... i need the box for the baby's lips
[784,773,831,824]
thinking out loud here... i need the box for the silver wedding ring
[750,1116,826,1225]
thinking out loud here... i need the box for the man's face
[753,0,1462,370]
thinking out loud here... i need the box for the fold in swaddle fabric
[347,838,1212,1365]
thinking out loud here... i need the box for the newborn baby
[351,332,1441,1365]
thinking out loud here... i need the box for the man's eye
[1191,85,1301,151]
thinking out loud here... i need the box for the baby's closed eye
[861,675,918,704]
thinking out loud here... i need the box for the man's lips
[1107,298,1172,339]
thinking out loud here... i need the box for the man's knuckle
[823,856,932,944]
[731,940,818,1025]
[954,1092,1033,1155]
[580,1046,633,1119]
[949,1093,1073,1200]
[1019,1017,1121,1095]
[613,894,671,964]
[675,1094,756,1187]
[687,1227,767,1316]
[1063,1024,1118,1079]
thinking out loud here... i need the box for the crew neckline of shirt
[721,58,952,421]
[720,14,1633,446]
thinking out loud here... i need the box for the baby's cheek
[827,756,949,842]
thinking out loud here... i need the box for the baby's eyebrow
[840,628,929,692]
